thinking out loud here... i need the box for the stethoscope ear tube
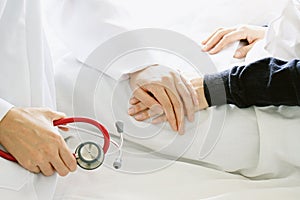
[53,117,110,153]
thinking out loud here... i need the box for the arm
[203,57,300,108]
[128,57,300,128]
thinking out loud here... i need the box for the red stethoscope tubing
[0,117,110,163]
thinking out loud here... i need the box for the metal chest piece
[75,141,104,170]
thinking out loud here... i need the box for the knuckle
[222,35,230,41]
[217,28,228,35]
[22,160,35,170]
[238,25,248,31]
[51,132,64,144]
[42,107,53,114]
[34,153,45,164]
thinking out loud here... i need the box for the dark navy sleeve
[203,57,300,108]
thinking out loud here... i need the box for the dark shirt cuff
[203,70,230,107]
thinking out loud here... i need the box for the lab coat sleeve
[265,0,300,60]
[43,0,157,80]
[0,98,13,122]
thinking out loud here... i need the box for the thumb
[234,42,255,58]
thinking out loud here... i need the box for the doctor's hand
[129,76,209,126]
[0,107,77,176]
[128,65,199,134]
[202,25,267,58]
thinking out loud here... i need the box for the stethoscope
[0,117,124,170]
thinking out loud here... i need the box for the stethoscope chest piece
[75,141,104,170]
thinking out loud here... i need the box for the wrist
[191,77,209,110]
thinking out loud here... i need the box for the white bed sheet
[50,0,300,199]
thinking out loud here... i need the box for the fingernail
[128,107,135,115]
[188,114,194,122]
[172,124,178,132]
[178,125,184,135]
[202,45,208,51]
[209,49,216,54]
[135,113,144,120]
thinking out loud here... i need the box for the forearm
[203,57,300,108]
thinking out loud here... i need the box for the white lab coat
[0,0,152,199]
[0,0,299,199]
[265,0,300,60]
[0,0,57,199]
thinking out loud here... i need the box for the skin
[128,66,208,134]
[129,77,209,124]
[129,25,267,133]
[202,25,267,58]
[128,65,198,134]
[0,107,77,176]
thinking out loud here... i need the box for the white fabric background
[49,0,300,199]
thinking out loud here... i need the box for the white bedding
[50,0,300,199]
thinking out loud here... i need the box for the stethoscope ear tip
[113,158,122,169]
[115,121,124,133]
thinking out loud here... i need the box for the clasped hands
[128,64,208,134]
[128,25,266,134]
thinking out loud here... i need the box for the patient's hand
[128,65,209,134]
[202,25,267,58]
[128,65,199,134]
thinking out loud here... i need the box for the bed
[47,0,300,199]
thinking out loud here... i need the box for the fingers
[202,28,235,52]
[147,85,179,131]
[129,97,140,105]
[39,107,66,122]
[152,114,167,124]
[165,86,184,134]
[201,28,223,45]
[38,162,55,177]
[133,83,181,132]
[133,87,163,114]
[179,73,199,107]
[57,136,77,173]
[234,42,255,58]
[202,25,266,56]
[51,153,76,177]
[49,110,66,121]
[29,165,41,174]
[129,72,198,134]
[42,137,76,177]
[172,72,195,122]
[208,29,247,54]
[128,102,148,116]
